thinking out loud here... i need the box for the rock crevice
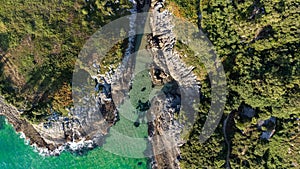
[147,1,200,168]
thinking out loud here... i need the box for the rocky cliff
[0,74,118,156]
[0,1,201,166]
[147,0,201,168]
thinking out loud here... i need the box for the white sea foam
[18,132,30,145]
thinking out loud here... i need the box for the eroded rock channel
[0,1,201,168]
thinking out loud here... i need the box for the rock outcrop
[0,97,55,151]
[147,1,200,168]
[0,70,118,156]
[1,1,201,167]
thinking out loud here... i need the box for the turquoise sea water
[0,43,155,169]
[0,116,149,169]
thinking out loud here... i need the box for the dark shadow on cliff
[0,60,19,104]
[20,53,74,121]
[0,33,9,52]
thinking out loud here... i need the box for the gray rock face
[147,1,200,169]
[1,0,200,161]
[0,97,57,155]
[0,67,118,156]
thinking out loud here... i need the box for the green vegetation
[0,0,132,122]
[0,0,299,168]
[169,0,300,168]
[100,40,128,74]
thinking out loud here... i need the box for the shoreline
[0,0,149,158]
[0,1,197,169]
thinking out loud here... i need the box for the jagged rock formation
[147,0,200,168]
[0,97,54,151]
[0,70,118,156]
[1,2,201,167]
